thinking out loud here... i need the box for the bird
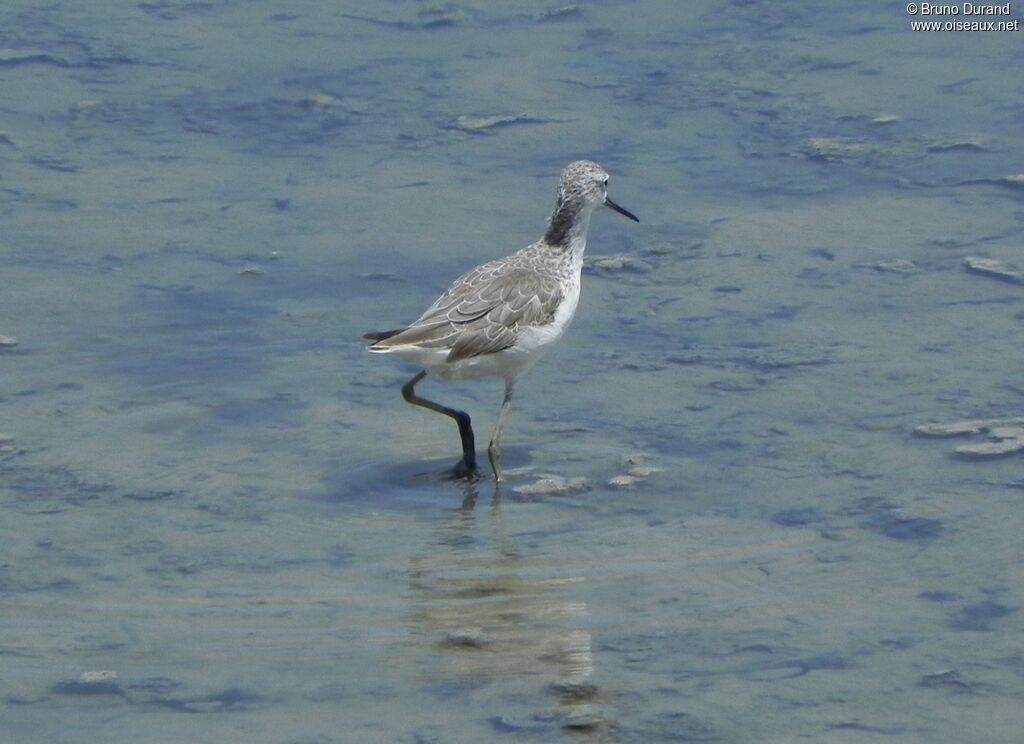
[363,160,639,481]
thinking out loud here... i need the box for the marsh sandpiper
[364,160,639,481]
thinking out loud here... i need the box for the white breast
[516,250,582,352]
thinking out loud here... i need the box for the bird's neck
[543,200,593,253]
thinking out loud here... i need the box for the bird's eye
[602,177,610,187]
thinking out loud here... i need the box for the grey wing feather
[373,256,563,363]
[444,267,562,362]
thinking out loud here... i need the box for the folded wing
[370,258,563,363]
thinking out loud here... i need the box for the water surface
[2,1,1023,742]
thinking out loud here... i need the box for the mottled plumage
[364,160,638,481]
[371,245,568,366]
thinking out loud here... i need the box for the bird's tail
[363,328,405,344]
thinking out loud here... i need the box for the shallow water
[2,1,1023,742]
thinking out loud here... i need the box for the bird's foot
[449,458,480,481]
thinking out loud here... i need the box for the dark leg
[401,371,477,476]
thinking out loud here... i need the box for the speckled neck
[543,198,593,250]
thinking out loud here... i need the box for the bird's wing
[372,256,563,363]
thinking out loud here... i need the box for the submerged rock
[583,255,653,274]
[954,427,1024,458]
[452,114,553,133]
[870,259,917,274]
[53,670,123,696]
[608,474,639,488]
[444,628,486,648]
[608,453,661,488]
[914,417,1024,438]
[915,418,1024,458]
[299,93,341,110]
[624,454,661,478]
[963,256,1024,285]
[517,475,587,496]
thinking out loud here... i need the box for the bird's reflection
[407,480,613,737]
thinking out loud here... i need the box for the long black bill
[604,196,639,223]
